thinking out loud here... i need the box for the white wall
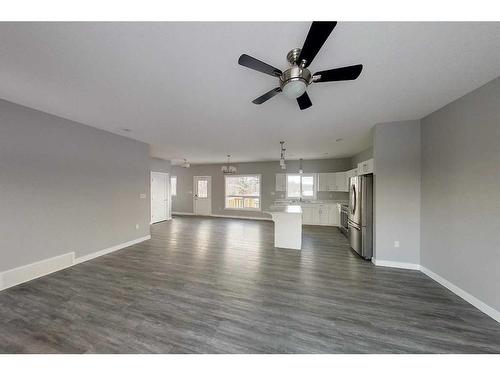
[373,120,421,266]
[150,157,172,174]
[421,77,500,312]
[351,147,373,169]
[0,99,151,272]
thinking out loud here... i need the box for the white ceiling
[0,22,499,163]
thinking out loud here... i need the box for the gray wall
[150,157,172,174]
[373,120,421,264]
[421,77,500,311]
[0,99,150,271]
[351,147,373,169]
[172,158,351,219]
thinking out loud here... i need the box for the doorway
[193,176,212,216]
[151,171,171,224]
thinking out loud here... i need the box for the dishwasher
[339,203,349,237]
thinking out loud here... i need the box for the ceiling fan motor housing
[280,48,312,98]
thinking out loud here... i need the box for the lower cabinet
[302,204,340,226]
[302,206,314,224]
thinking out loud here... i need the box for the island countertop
[265,205,302,250]
[265,205,303,215]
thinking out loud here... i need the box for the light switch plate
[394,240,400,248]
[139,193,146,199]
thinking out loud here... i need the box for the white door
[193,176,211,216]
[151,172,170,224]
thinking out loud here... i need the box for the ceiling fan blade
[296,92,312,110]
[298,22,337,68]
[238,54,282,77]
[252,87,282,104]
[313,64,363,83]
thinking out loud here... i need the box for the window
[286,174,316,199]
[225,174,261,210]
[197,179,208,198]
[170,176,177,196]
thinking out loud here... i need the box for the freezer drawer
[349,225,362,257]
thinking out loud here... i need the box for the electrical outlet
[139,193,146,199]
[394,240,400,248]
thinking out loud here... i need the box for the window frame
[224,174,262,211]
[170,176,177,196]
[286,173,317,200]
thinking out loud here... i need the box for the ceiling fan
[238,22,363,110]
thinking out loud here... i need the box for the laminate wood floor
[1,216,499,353]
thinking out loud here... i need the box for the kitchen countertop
[274,200,347,206]
[266,205,303,214]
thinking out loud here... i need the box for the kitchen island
[265,205,302,250]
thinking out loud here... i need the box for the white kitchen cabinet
[318,205,329,225]
[275,173,286,191]
[301,206,314,224]
[318,172,348,192]
[358,158,374,175]
[300,204,340,226]
[334,172,349,192]
[346,168,358,179]
[328,204,340,226]
[318,173,333,191]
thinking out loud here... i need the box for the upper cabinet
[317,172,348,192]
[358,158,374,175]
[318,173,334,191]
[346,168,358,179]
[275,173,286,191]
[334,172,349,192]
[318,173,329,192]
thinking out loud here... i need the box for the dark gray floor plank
[0,216,499,353]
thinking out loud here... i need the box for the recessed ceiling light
[336,138,343,142]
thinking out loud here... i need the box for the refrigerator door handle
[351,184,357,215]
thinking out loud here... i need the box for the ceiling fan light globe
[282,79,307,99]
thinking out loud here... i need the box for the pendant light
[221,154,237,174]
[279,141,286,170]
[299,158,303,174]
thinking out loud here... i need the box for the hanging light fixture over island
[279,141,286,170]
[221,154,237,174]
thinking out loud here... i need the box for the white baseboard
[0,252,75,291]
[75,235,151,264]
[210,214,271,221]
[420,266,500,323]
[0,235,151,292]
[172,212,271,221]
[372,258,500,323]
[371,258,421,270]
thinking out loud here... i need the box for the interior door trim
[150,171,170,224]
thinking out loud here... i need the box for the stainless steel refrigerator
[348,174,373,260]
